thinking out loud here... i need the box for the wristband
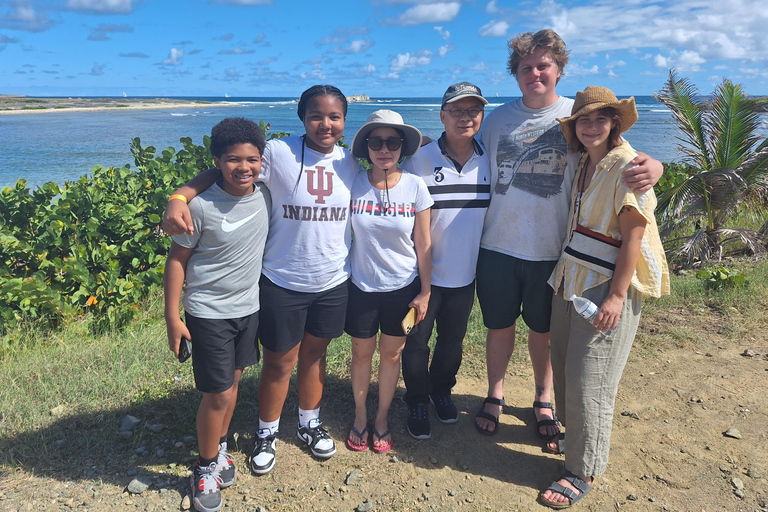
[169,194,188,204]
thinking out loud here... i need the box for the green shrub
[0,137,213,333]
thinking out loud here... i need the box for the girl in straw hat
[344,110,433,453]
[540,86,669,509]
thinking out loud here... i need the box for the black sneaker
[407,403,431,439]
[190,460,222,512]
[297,419,337,459]
[250,431,277,475]
[430,394,458,424]
[216,444,236,488]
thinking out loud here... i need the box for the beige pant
[550,280,642,477]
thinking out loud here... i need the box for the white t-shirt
[349,170,433,292]
[260,136,361,292]
[400,135,490,288]
[480,96,579,262]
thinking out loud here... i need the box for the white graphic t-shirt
[480,96,579,262]
[349,171,433,293]
[260,136,361,292]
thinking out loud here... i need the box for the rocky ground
[1,317,766,512]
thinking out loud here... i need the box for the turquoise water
[2,95,763,188]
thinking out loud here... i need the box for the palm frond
[656,171,708,222]
[715,228,767,255]
[708,80,762,169]
[738,145,768,188]
[664,227,711,267]
[652,69,711,169]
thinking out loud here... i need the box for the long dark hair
[297,85,347,122]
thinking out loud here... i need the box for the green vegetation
[653,70,768,266]
[695,264,746,289]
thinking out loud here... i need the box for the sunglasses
[367,137,403,151]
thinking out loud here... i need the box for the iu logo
[306,166,334,204]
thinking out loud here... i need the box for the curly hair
[209,117,266,158]
[507,29,570,82]
[297,85,347,122]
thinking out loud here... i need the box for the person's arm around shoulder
[410,206,432,324]
[164,242,194,358]
[594,205,646,332]
[622,151,663,193]
[162,169,222,235]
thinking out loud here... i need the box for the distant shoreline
[0,96,240,115]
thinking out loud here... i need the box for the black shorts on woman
[257,274,349,353]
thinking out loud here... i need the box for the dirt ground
[1,323,766,512]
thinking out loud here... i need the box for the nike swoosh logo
[221,208,262,233]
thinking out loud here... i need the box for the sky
[1,0,767,98]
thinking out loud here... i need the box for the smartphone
[178,337,191,363]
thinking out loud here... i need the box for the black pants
[402,282,475,406]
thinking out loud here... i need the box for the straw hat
[557,86,638,146]
[351,110,422,159]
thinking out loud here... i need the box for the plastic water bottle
[570,294,616,338]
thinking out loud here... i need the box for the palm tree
[653,69,768,266]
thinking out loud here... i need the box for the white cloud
[335,39,374,54]
[434,26,450,41]
[66,0,136,14]
[565,63,600,77]
[654,49,705,72]
[478,20,509,38]
[395,2,461,26]
[390,49,433,72]
[438,44,453,58]
[383,72,400,80]
[469,62,490,71]
[300,66,326,80]
[486,0,498,14]
[160,48,183,66]
[219,48,254,55]
[90,62,104,76]
[0,2,53,32]
[224,66,241,80]
[361,64,376,73]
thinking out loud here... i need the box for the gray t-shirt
[172,181,270,319]
[479,96,578,261]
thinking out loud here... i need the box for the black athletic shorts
[185,311,260,394]
[475,248,556,333]
[258,274,348,353]
[345,278,421,338]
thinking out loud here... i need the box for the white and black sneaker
[250,430,277,475]
[216,443,236,488]
[296,419,336,459]
[190,460,222,512]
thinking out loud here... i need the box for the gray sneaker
[216,444,236,488]
[190,460,222,512]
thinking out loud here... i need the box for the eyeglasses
[367,137,403,151]
[442,107,484,118]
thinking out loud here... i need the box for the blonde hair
[507,29,570,83]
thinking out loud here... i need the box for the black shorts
[475,249,556,333]
[185,311,260,394]
[345,278,421,338]
[258,274,348,353]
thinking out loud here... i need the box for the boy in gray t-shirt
[164,118,270,512]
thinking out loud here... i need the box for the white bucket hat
[351,109,422,159]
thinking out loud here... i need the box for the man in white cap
[400,82,491,439]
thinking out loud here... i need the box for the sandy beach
[0,95,240,115]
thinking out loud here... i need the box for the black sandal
[533,401,561,440]
[475,397,504,436]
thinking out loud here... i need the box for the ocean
[1,96,765,189]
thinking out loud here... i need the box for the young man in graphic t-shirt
[474,30,664,447]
